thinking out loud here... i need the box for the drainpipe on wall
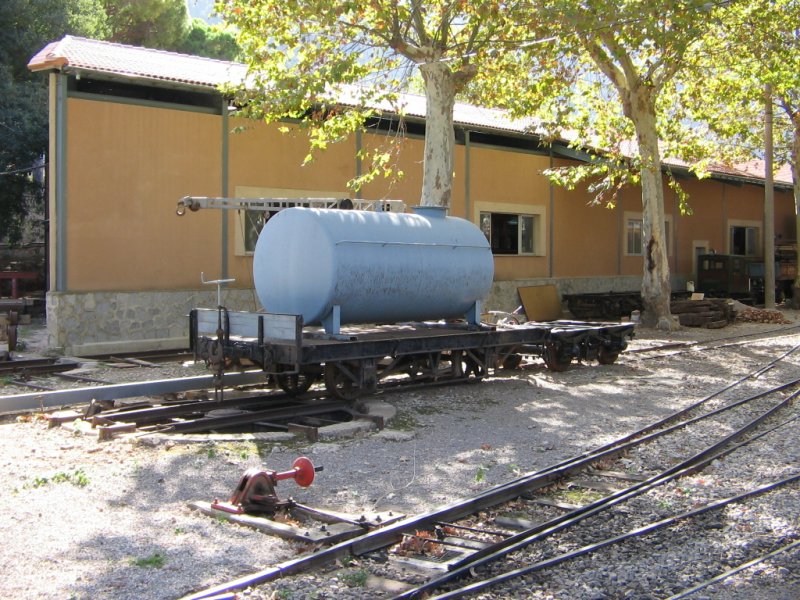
[220,99,229,280]
[548,146,554,278]
[672,184,678,278]
[616,189,622,277]
[355,129,362,199]
[464,129,471,221]
[55,73,68,292]
[722,184,728,252]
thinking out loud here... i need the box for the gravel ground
[1,313,799,599]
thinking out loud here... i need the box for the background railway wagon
[697,248,797,303]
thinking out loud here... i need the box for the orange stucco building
[28,37,795,355]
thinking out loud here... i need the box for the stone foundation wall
[47,275,688,355]
[46,289,261,356]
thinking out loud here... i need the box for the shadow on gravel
[59,446,303,600]
[51,340,793,600]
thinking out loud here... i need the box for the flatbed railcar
[190,308,635,401]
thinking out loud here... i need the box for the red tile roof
[28,36,246,89]
[28,36,796,188]
[733,159,794,184]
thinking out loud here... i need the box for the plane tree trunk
[629,90,673,329]
[419,61,457,208]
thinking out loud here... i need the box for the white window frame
[624,212,673,257]
[728,220,761,257]
[475,201,546,257]
[233,186,350,256]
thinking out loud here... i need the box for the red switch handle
[273,456,316,487]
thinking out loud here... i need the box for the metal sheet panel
[194,309,300,341]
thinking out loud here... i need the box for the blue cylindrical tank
[253,206,494,331]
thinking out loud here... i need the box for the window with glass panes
[626,218,670,255]
[730,225,758,256]
[479,212,535,255]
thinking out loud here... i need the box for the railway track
[181,348,800,599]
[4,325,800,431]
[623,322,800,360]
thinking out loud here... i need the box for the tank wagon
[189,205,635,401]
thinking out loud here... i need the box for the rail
[180,350,800,599]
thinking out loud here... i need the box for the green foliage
[102,0,189,49]
[102,0,242,58]
[176,18,240,60]
[27,468,90,488]
[218,1,527,202]
[681,0,800,171]
[1,0,241,245]
[470,0,744,320]
[0,0,107,244]
[339,568,369,587]
[555,486,603,505]
[131,552,166,568]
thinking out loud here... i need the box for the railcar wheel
[276,368,316,396]
[324,362,363,402]
[597,346,620,365]
[454,350,486,381]
[501,353,523,370]
[404,356,429,381]
[543,342,572,372]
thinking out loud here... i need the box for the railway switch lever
[211,457,322,515]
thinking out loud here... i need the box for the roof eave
[64,65,226,96]
[27,56,68,73]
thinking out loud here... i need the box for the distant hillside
[187,0,221,24]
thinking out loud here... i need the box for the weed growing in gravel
[339,568,369,587]
[390,411,420,431]
[557,488,604,505]
[475,465,487,483]
[471,396,500,409]
[173,527,187,535]
[219,441,260,460]
[131,553,166,568]
[339,555,354,567]
[415,404,446,415]
[658,499,674,510]
[27,468,90,489]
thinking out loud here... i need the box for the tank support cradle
[211,457,322,515]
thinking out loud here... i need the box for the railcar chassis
[190,308,635,401]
